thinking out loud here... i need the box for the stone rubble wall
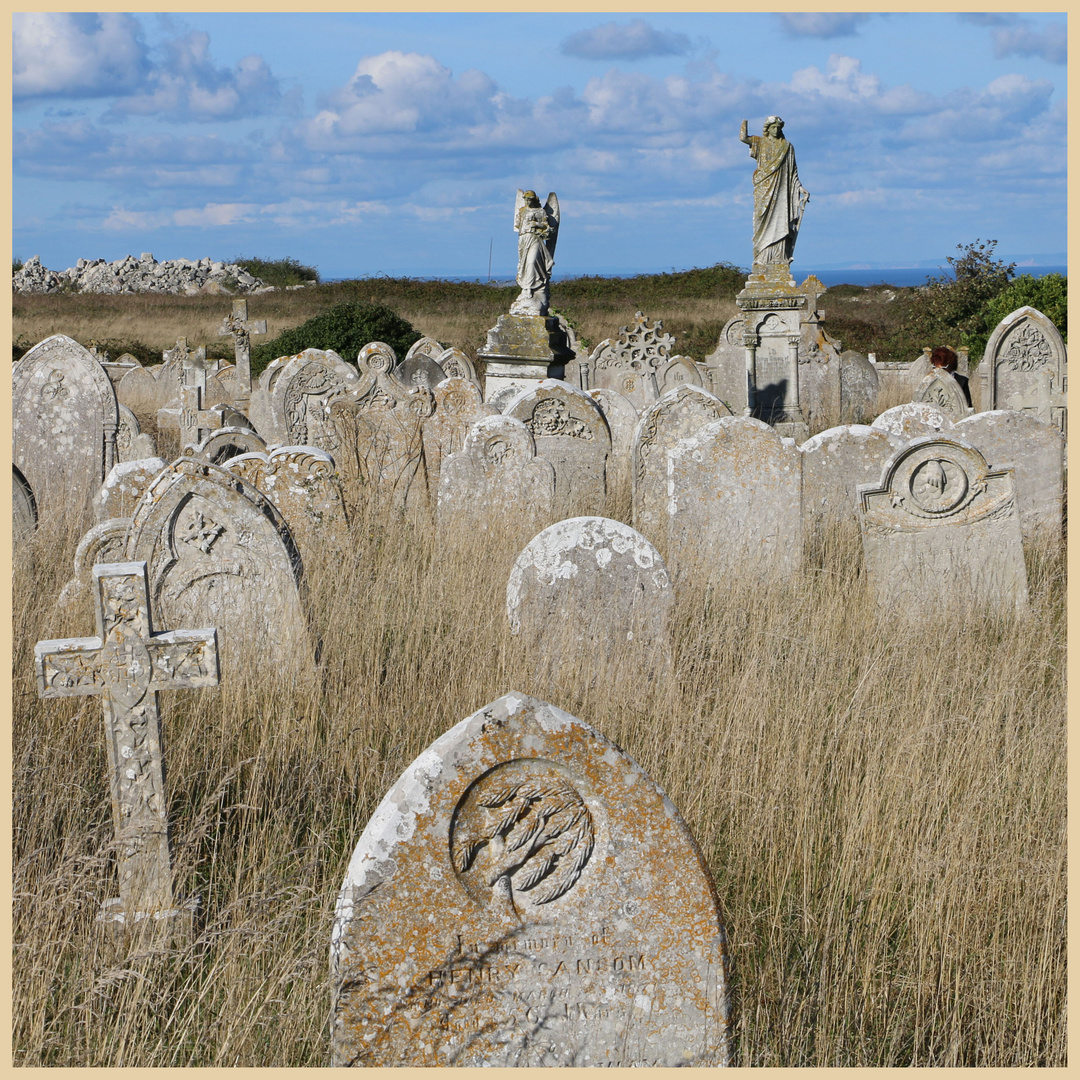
[12,253,274,296]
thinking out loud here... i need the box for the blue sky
[12,11,1068,280]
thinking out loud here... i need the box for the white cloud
[993,21,1066,65]
[106,31,290,121]
[13,13,147,99]
[561,20,691,60]
[779,14,871,39]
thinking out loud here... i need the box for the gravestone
[505,381,610,516]
[857,436,1029,616]
[421,378,499,492]
[35,561,218,930]
[124,457,311,672]
[667,416,801,581]
[585,387,638,501]
[223,446,349,558]
[95,457,169,523]
[435,347,480,385]
[631,385,732,543]
[985,305,1067,432]
[116,364,162,416]
[264,348,360,448]
[839,349,880,423]
[404,336,444,363]
[58,517,135,610]
[954,410,1065,542]
[871,402,954,440]
[217,298,266,407]
[396,352,448,392]
[507,517,673,683]
[437,415,556,538]
[581,311,675,412]
[330,691,732,1067]
[191,426,268,465]
[799,425,902,532]
[329,347,435,513]
[176,359,247,450]
[13,464,37,544]
[912,369,973,421]
[12,333,119,514]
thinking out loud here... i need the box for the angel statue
[510,189,559,317]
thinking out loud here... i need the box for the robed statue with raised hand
[740,116,809,269]
[510,189,559,316]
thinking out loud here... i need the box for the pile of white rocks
[12,253,273,296]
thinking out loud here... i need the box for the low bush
[233,255,320,290]
[250,300,422,374]
[981,273,1067,344]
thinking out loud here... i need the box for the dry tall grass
[11,455,1065,1066]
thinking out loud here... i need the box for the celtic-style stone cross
[34,561,219,921]
[218,299,266,405]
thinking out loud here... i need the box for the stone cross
[218,299,266,405]
[178,358,223,449]
[34,561,219,923]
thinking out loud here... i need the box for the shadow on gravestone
[330,692,732,1067]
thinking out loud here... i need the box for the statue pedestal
[478,314,571,408]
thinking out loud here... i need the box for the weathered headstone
[191,426,268,465]
[435,347,480,385]
[857,436,1029,616]
[631,385,732,543]
[421,378,499,492]
[395,351,448,393]
[437,415,556,538]
[115,404,152,462]
[870,402,954,440]
[223,446,349,557]
[582,311,675,411]
[58,518,136,609]
[12,464,37,543]
[799,424,902,532]
[666,416,801,581]
[35,561,218,929]
[264,348,359,448]
[329,347,435,513]
[330,691,732,1067]
[404,336,445,364]
[658,355,704,395]
[912,368,973,421]
[507,517,673,682]
[217,298,266,407]
[12,333,120,514]
[95,457,169,523]
[124,457,311,671]
[985,305,1067,432]
[585,387,638,501]
[954,410,1065,542]
[505,380,610,515]
[839,349,880,423]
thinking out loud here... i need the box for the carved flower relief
[526,398,592,440]
[1001,324,1052,371]
[450,761,595,919]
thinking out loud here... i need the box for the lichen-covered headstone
[507,517,673,682]
[12,333,119,514]
[421,378,499,493]
[95,457,169,523]
[223,446,349,558]
[435,347,480,385]
[839,349,879,423]
[330,691,732,1067]
[912,369,972,421]
[871,402,954,441]
[800,424,902,531]
[437,415,556,538]
[954,410,1065,542]
[191,426,268,465]
[586,387,638,501]
[505,380,610,515]
[985,305,1067,432]
[667,416,801,581]
[124,457,311,671]
[857,436,1029,616]
[396,352,448,392]
[267,348,360,449]
[58,519,133,609]
[631,385,732,544]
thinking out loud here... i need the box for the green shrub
[251,300,422,375]
[980,273,1067,345]
[233,255,320,290]
[13,254,24,273]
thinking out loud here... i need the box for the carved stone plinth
[477,314,571,408]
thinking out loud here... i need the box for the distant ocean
[326,266,1066,287]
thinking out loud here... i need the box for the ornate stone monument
[330,692,732,1067]
[35,561,219,933]
[478,189,574,406]
[217,298,266,410]
[984,305,1067,433]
